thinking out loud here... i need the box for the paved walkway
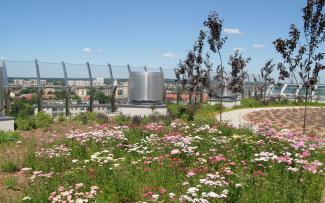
[216,106,325,128]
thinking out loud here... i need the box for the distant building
[67,78,105,87]
[74,88,88,98]
[13,79,47,86]
[34,100,111,117]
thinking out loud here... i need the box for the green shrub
[16,118,32,130]
[16,112,52,130]
[57,113,67,122]
[73,112,97,125]
[0,131,19,144]
[114,114,131,125]
[33,112,52,128]
[240,98,263,108]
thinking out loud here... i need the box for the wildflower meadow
[0,114,324,203]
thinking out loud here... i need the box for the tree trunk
[188,91,192,104]
[303,87,308,135]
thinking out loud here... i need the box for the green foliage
[88,89,111,104]
[16,112,52,130]
[73,112,97,125]
[239,98,263,108]
[1,161,19,173]
[54,89,67,100]
[167,103,191,120]
[168,103,221,122]
[33,112,53,128]
[57,113,68,122]
[16,117,33,130]
[18,87,38,95]
[0,131,19,144]
[114,114,131,125]
[237,98,325,109]
[3,176,17,190]
[9,99,34,118]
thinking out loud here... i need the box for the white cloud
[253,44,265,48]
[233,48,245,52]
[224,28,241,34]
[82,48,93,53]
[162,52,178,59]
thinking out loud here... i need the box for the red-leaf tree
[273,0,325,134]
[228,50,251,106]
[203,11,227,121]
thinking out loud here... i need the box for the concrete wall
[0,117,14,131]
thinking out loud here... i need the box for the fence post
[174,68,181,104]
[34,59,42,113]
[108,64,116,112]
[144,66,147,72]
[2,61,9,115]
[62,61,70,117]
[86,62,94,112]
[0,63,4,113]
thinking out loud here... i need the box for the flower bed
[18,121,325,202]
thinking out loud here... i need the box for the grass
[0,161,19,173]
[3,176,17,190]
[232,98,325,109]
[0,131,19,144]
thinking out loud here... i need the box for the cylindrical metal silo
[128,71,164,104]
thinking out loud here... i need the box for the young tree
[228,50,251,106]
[204,11,227,121]
[260,60,275,102]
[175,30,209,105]
[273,0,325,134]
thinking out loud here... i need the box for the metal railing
[0,59,177,116]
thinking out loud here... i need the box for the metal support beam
[159,67,163,72]
[62,62,70,117]
[144,66,147,72]
[86,62,94,112]
[127,64,131,73]
[2,61,9,115]
[111,85,117,112]
[34,59,42,112]
[0,64,4,113]
[108,63,113,80]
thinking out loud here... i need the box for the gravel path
[216,106,325,128]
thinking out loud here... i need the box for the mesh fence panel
[110,65,129,80]
[130,66,146,72]
[38,61,65,79]
[65,63,89,79]
[5,60,37,79]
[162,68,176,80]
[146,67,161,72]
[89,64,112,85]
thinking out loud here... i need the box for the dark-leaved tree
[204,11,227,121]
[175,30,209,105]
[228,50,251,106]
[260,60,275,102]
[273,0,325,134]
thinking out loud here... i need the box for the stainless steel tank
[128,71,164,104]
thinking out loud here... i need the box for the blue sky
[0,0,322,76]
